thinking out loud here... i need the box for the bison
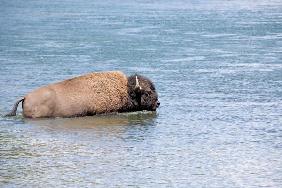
[6,71,160,118]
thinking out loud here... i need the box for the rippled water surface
[1,0,282,187]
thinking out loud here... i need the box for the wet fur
[126,74,159,111]
[6,71,159,118]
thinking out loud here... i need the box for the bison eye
[143,90,151,96]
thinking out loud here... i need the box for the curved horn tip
[135,76,142,90]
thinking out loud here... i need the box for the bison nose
[156,101,160,107]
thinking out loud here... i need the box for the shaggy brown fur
[127,74,159,111]
[5,71,160,118]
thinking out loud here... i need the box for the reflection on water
[25,111,157,129]
[1,112,158,187]
[1,0,282,187]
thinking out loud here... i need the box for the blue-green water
[1,0,282,187]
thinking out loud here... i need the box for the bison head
[128,74,160,111]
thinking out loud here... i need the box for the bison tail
[5,98,25,117]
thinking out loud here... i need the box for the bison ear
[134,76,142,93]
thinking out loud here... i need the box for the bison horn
[135,76,142,90]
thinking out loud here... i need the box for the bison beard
[5,71,160,118]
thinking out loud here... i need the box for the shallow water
[1,0,282,187]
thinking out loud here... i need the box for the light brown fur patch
[23,71,129,118]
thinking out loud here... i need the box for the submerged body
[24,71,129,118]
[7,71,159,118]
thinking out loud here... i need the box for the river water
[0,0,282,187]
